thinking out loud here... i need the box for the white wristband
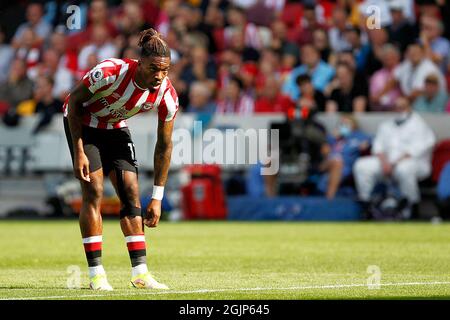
[152,185,164,200]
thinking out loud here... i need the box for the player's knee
[119,184,141,218]
[83,182,103,205]
[118,181,137,204]
[120,205,142,219]
[119,188,141,218]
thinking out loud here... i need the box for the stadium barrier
[2,112,450,174]
[1,112,449,219]
[227,196,361,221]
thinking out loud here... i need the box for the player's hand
[74,152,90,182]
[144,199,161,228]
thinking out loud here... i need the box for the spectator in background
[203,2,227,52]
[175,4,217,55]
[333,50,367,87]
[0,26,14,84]
[282,44,335,101]
[318,114,371,199]
[77,24,118,73]
[239,62,259,98]
[419,15,450,73]
[295,74,326,113]
[164,28,182,64]
[326,62,368,113]
[256,48,284,89]
[0,59,33,113]
[217,48,244,92]
[180,45,217,93]
[114,1,152,37]
[216,76,254,114]
[254,76,293,114]
[228,31,260,62]
[342,0,361,26]
[14,27,41,75]
[413,74,449,113]
[224,5,268,51]
[298,3,326,46]
[270,19,300,63]
[32,76,62,133]
[328,6,351,53]
[279,0,303,44]
[29,48,74,101]
[312,28,332,64]
[343,26,371,73]
[436,0,450,40]
[391,43,446,101]
[370,44,402,111]
[67,0,118,54]
[387,2,418,54]
[11,3,52,49]
[354,96,436,219]
[49,28,77,74]
[279,47,297,81]
[186,81,216,114]
[364,27,389,77]
[374,43,444,102]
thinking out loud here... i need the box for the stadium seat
[431,139,450,183]
[0,101,10,116]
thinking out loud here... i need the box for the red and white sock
[82,235,105,278]
[125,234,148,277]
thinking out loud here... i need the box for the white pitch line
[2,281,450,300]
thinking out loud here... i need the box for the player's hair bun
[138,28,170,58]
[138,28,161,47]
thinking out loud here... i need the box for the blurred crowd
[1,0,450,219]
[0,0,449,124]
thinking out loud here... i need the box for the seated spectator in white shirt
[381,43,446,102]
[353,96,436,219]
[412,74,449,113]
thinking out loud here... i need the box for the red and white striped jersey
[62,58,179,129]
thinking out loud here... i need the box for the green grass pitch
[1,220,450,300]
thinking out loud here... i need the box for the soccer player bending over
[63,28,178,290]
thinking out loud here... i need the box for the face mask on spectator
[395,112,411,126]
[339,124,351,137]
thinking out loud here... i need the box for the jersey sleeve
[81,60,121,94]
[158,83,179,122]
